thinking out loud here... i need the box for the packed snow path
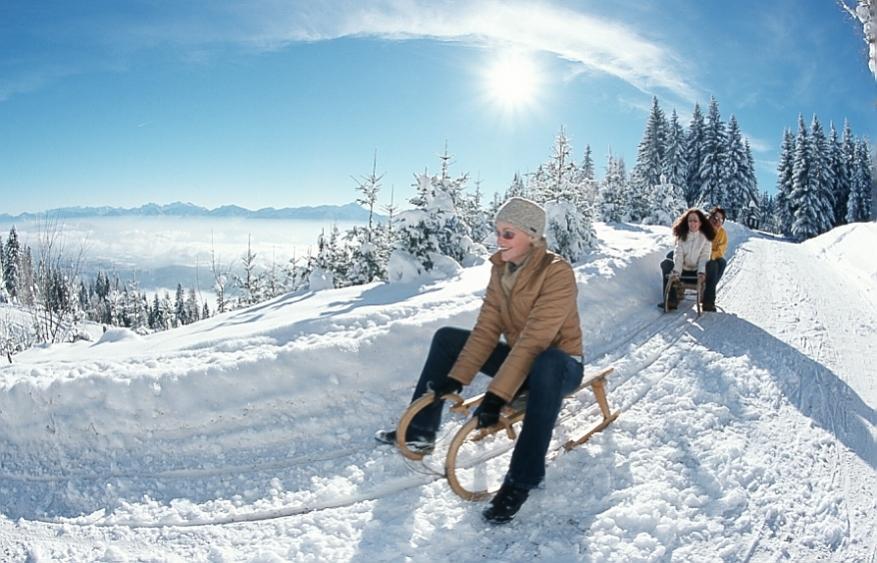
[1,223,875,562]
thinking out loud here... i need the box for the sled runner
[663,274,704,316]
[394,366,617,501]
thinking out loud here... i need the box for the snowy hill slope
[1,222,875,562]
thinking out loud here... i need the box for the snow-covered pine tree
[630,97,667,222]
[743,139,759,213]
[201,301,210,320]
[808,115,836,233]
[349,153,387,285]
[576,145,601,211]
[3,227,20,300]
[533,127,596,261]
[723,115,746,219]
[759,191,777,233]
[387,160,482,282]
[663,109,688,197]
[459,176,491,244]
[847,138,874,222]
[684,102,706,206]
[643,174,687,226]
[697,97,728,210]
[185,288,200,324]
[774,128,796,236]
[506,172,527,200]
[829,122,850,227]
[539,126,577,203]
[790,115,827,241]
[599,152,630,222]
[174,283,187,327]
[840,120,858,224]
[434,143,470,209]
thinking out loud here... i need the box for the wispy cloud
[2,1,700,104]
[251,1,702,103]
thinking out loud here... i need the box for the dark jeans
[704,257,726,305]
[660,252,697,306]
[408,326,584,490]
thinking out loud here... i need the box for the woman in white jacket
[659,208,716,310]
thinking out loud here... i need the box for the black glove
[475,392,506,429]
[429,378,463,403]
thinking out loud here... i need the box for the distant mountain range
[0,202,383,222]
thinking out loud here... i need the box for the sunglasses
[497,229,517,240]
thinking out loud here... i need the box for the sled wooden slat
[445,366,617,501]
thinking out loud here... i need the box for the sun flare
[484,52,542,112]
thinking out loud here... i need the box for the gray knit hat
[495,197,546,237]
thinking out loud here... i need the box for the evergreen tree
[185,288,200,324]
[759,191,777,233]
[202,301,210,320]
[349,154,388,285]
[540,126,577,202]
[697,97,727,209]
[662,109,688,197]
[840,120,858,225]
[847,138,873,222]
[684,102,706,206]
[643,174,687,225]
[630,97,667,221]
[238,234,259,305]
[775,129,796,236]
[506,172,527,199]
[174,283,186,327]
[579,145,595,182]
[789,115,830,241]
[724,115,753,220]
[829,122,850,227]
[807,115,836,233]
[3,227,20,300]
[599,152,630,222]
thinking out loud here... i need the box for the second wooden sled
[663,274,704,316]
[394,366,618,501]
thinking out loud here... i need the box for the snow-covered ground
[1,221,875,562]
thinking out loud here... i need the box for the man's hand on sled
[475,392,506,429]
[429,378,463,403]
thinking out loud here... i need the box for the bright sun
[484,52,542,113]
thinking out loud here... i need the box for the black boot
[374,429,435,454]
[482,482,529,524]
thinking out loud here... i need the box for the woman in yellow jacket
[703,207,728,311]
[376,197,584,524]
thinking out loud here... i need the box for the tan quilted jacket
[448,243,583,401]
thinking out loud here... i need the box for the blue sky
[1,0,875,215]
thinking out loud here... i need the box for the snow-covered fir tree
[829,122,851,227]
[759,191,777,233]
[790,115,827,241]
[697,97,728,210]
[847,138,874,222]
[388,152,483,282]
[529,127,596,261]
[599,152,630,222]
[774,128,796,236]
[723,115,759,220]
[684,102,706,206]
[808,115,836,232]
[840,120,858,225]
[348,154,388,285]
[3,227,20,300]
[459,177,492,244]
[629,97,667,222]
[505,172,527,200]
[662,109,688,197]
[643,174,687,226]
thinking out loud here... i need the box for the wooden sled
[394,366,618,501]
[663,274,704,316]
